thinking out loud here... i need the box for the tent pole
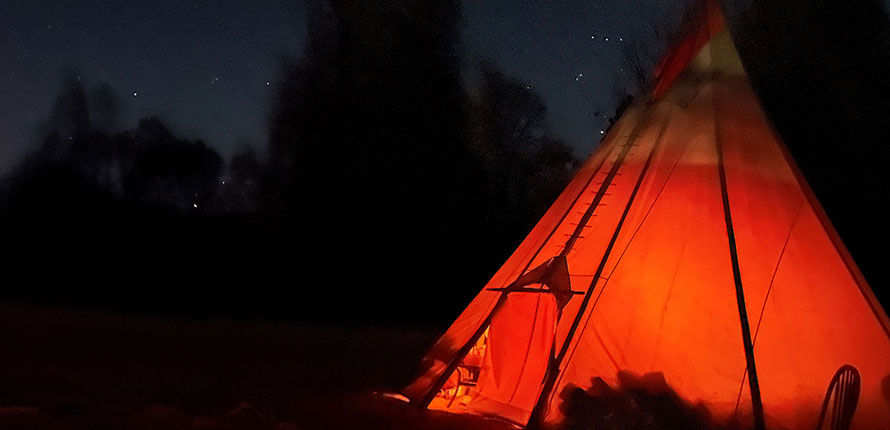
[714,90,766,430]
[528,107,663,428]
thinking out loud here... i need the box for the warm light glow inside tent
[404,2,890,429]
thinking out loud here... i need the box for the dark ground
[0,303,518,429]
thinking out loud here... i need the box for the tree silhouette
[1,5,582,323]
[212,145,265,213]
[46,72,90,141]
[89,82,122,133]
[470,63,578,242]
[266,0,491,320]
[0,72,248,315]
[121,118,223,212]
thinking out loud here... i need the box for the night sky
[0,0,693,175]
[0,0,305,174]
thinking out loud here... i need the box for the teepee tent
[402,1,890,429]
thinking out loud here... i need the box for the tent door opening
[429,288,560,424]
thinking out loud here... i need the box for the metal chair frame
[447,364,481,408]
[816,364,860,430]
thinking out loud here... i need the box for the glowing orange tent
[403,2,890,429]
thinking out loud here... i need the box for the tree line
[0,0,579,325]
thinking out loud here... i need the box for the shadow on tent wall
[559,368,890,430]
[558,370,741,430]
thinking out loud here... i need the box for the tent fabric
[469,292,557,424]
[404,3,890,429]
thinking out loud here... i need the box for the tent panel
[716,73,890,429]
[602,75,715,281]
[553,102,673,353]
[521,109,649,275]
[547,87,753,423]
[746,204,890,430]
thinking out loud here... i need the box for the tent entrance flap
[428,291,559,425]
[419,256,578,409]
[427,327,489,412]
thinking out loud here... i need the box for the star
[133,92,138,97]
